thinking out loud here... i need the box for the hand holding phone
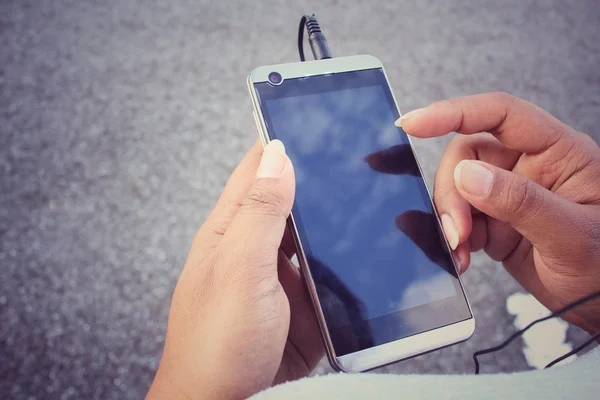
[147,142,324,400]
[400,92,600,335]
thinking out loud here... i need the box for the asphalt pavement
[1,0,599,398]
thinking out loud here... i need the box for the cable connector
[305,15,332,60]
[298,14,332,62]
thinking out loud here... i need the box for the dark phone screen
[254,68,471,356]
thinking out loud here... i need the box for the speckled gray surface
[1,0,599,398]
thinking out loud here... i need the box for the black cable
[297,15,307,62]
[544,331,600,369]
[297,14,332,62]
[473,290,600,374]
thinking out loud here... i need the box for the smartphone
[247,55,474,372]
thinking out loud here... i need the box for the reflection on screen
[256,69,471,355]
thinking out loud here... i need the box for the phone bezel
[247,55,475,373]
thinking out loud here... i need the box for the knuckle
[495,91,520,106]
[217,239,278,283]
[221,250,281,301]
[581,211,600,249]
[201,217,228,238]
[438,99,465,132]
[239,183,286,217]
[240,251,277,281]
[573,132,600,166]
[446,134,483,159]
[500,93,520,121]
[576,130,600,151]
[503,177,542,221]
[433,181,456,206]
[541,139,576,174]
[248,275,283,302]
[449,131,495,150]
[495,92,521,122]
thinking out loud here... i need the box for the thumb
[453,160,579,253]
[219,140,295,275]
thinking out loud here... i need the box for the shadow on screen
[364,143,421,177]
[365,144,454,273]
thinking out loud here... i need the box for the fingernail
[394,108,427,127]
[458,252,469,274]
[256,140,287,179]
[441,214,459,250]
[458,250,469,274]
[454,254,463,274]
[454,160,494,198]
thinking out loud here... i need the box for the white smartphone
[247,55,474,372]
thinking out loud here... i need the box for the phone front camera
[268,72,283,85]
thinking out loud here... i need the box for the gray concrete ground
[1,0,599,398]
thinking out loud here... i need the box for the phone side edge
[286,214,348,373]
[247,74,269,147]
[246,74,345,372]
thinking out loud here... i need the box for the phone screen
[254,68,471,356]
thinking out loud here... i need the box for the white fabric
[252,347,600,399]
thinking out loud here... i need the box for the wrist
[147,363,217,400]
[147,365,193,400]
[147,356,238,400]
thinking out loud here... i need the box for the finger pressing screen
[397,92,574,154]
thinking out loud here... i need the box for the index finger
[397,92,573,154]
